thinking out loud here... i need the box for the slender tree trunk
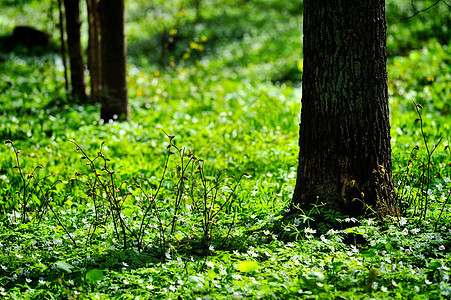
[57,0,69,97]
[86,0,101,102]
[64,0,87,101]
[99,0,129,122]
[193,0,202,22]
[292,0,399,216]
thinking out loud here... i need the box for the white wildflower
[304,228,316,234]
[247,249,258,258]
[206,261,214,268]
[232,273,242,280]
[380,263,386,273]
[327,229,340,235]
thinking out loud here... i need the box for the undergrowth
[0,0,450,299]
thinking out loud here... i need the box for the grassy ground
[0,0,450,299]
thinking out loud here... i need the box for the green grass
[0,0,450,299]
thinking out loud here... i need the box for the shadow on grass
[0,27,57,58]
[128,10,257,67]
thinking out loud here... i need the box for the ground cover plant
[0,0,450,299]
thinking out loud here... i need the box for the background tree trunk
[99,0,129,121]
[292,0,399,216]
[193,0,202,22]
[57,0,69,97]
[64,0,87,101]
[86,0,101,102]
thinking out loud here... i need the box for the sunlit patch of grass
[0,0,450,298]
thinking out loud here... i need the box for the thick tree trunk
[292,0,399,216]
[64,0,87,101]
[86,0,101,102]
[99,0,129,121]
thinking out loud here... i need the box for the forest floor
[0,0,450,298]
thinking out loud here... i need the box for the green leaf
[346,227,364,235]
[31,194,41,206]
[374,243,385,250]
[55,261,74,273]
[361,249,376,257]
[297,60,303,71]
[428,261,441,270]
[123,207,135,217]
[221,253,231,262]
[332,261,344,271]
[207,269,217,279]
[188,275,204,283]
[237,261,259,273]
[385,243,394,252]
[305,271,325,282]
[302,271,325,287]
[86,269,104,283]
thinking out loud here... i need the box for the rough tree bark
[99,0,129,121]
[64,0,87,101]
[292,0,399,216]
[86,0,101,102]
